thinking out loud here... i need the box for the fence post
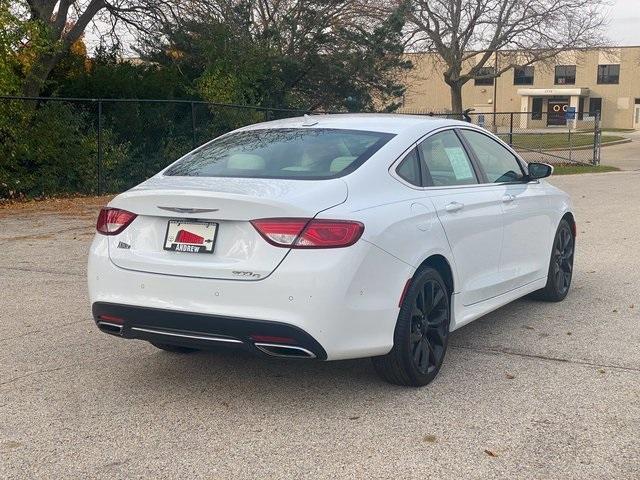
[97,100,103,195]
[509,113,514,146]
[568,123,572,163]
[191,102,196,149]
[592,112,601,165]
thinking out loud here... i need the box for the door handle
[502,194,515,203]
[445,201,464,212]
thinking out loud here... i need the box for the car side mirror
[527,162,553,180]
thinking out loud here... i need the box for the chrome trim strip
[158,207,220,214]
[254,342,316,359]
[97,321,123,331]
[388,124,531,191]
[130,327,243,344]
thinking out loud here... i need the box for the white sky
[606,0,640,45]
[85,0,640,54]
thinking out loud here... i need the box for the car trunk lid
[106,175,348,280]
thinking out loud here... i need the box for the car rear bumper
[93,302,327,359]
[88,235,415,360]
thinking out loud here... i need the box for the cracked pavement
[0,174,639,479]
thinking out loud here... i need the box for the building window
[589,98,602,117]
[513,66,534,85]
[554,65,576,85]
[474,67,495,86]
[531,98,543,120]
[597,64,620,84]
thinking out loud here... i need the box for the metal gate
[465,111,602,165]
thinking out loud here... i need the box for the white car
[88,114,575,386]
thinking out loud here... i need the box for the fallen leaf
[423,435,437,443]
[484,449,498,457]
[524,325,534,330]
[3,441,22,449]
[348,416,360,420]
[598,369,606,374]
[505,373,516,380]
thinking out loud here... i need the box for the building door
[634,99,640,129]
[547,98,570,126]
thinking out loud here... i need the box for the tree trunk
[22,52,61,97]
[449,84,464,114]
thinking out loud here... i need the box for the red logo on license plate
[175,229,204,245]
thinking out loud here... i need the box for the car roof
[239,113,469,135]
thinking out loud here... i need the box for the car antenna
[302,113,318,126]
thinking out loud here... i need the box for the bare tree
[406,0,607,113]
[161,0,395,54]
[21,0,173,96]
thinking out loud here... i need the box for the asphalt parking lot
[1,171,639,479]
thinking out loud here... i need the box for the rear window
[164,128,395,179]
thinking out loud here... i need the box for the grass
[577,127,636,133]
[498,133,626,150]
[552,164,620,175]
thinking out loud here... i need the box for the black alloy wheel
[373,267,451,387]
[409,278,449,375]
[531,218,575,302]
[553,222,574,296]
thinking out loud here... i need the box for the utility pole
[493,50,498,132]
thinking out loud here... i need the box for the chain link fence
[0,96,308,198]
[0,97,603,198]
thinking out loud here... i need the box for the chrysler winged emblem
[158,206,220,214]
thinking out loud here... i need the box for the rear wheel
[150,342,199,354]
[372,267,451,387]
[531,218,574,302]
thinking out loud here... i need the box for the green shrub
[0,100,129,198]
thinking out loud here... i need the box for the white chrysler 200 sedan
[88,114,575,387]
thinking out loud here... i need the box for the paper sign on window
[444,147,474,180]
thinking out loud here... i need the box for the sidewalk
[600,130,640,170]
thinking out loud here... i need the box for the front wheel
[372,267,451,387]
[531,218,575,302]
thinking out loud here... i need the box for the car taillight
[96,208,137,235]
[251,218,364,248]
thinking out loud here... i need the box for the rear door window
[459,130,525,183]
[417,130,478,186]
[164,128,394,179]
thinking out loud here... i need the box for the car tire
[372,267,451,387]
[150,342,199,354]
[531,218,575,302]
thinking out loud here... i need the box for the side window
[417,130,477,186]
[395,148,422,186]
[460,130,524,183]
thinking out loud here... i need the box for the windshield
[164,128,394,179]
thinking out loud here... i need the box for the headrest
[226,153,265,170]
[330,156,357,172]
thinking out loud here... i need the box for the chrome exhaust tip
[254,342,316,359]
[97,321,123,335]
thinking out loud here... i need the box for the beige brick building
[402,46,640,129]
